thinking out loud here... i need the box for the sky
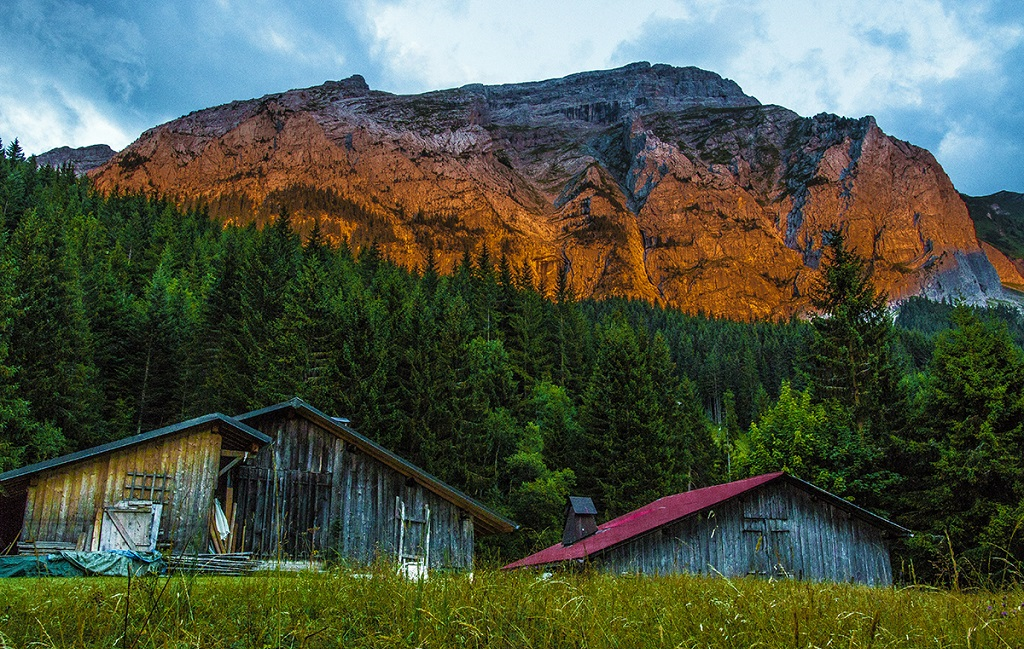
[1,0,1020,196]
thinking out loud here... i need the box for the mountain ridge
[89,62,1014,319]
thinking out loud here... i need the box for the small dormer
[563,496,598,546]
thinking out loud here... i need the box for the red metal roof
[504,472,786,569]
[504,471,911,570]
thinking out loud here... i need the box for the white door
[99,500,162,553]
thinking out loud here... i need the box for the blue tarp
[0,551,165,578]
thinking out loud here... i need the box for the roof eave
[0,413,271,486]
[236,398,519,535]
[780,474,912,538]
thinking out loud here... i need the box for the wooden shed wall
[596,482,894,586]
[19,430,222,552]
[235,413,474,569]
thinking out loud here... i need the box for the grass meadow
[0,567,1022,648]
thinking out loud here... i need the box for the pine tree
[918,306,1024,560]
[575,316,675,516]
[240,211,302,402]
[806,229,904,436]
[189,229,254,414]
[0,233,61,469]
[7,206,101,452]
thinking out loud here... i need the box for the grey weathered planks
[235,412,475,569]
[597,481,895,586]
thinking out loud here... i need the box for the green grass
[1,568,1022,648]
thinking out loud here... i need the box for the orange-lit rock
[91,63,1013,320]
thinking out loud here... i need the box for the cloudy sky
[1,0,1020,195]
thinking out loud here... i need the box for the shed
[232,398,517,571]
[504,472,911,586]
[0,414,272,555]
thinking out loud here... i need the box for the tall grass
[1,568,1022,648]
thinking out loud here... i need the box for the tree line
[2,139,1023,581]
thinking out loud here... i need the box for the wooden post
[229,503,238,553]
[225,486,235,552]
[90,507,103,552]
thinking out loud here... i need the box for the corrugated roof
[0,413,272,492]
[235,397,519,536]
[503,472,910,570]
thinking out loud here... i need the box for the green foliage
[575,315,718,517]
[740,381,878,498]
[916,307,1024,563]
[806,229,904,435]
[964,191,1024,262]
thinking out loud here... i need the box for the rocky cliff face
[37,144,116,175]
[963,191,1024,291]
[90,62,1009,319]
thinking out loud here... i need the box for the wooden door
[99,501,162,553]
[396,497,430,578]
[742,489,792,578]
[233,466,333,557]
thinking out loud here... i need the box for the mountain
[37,144,116,175]
[90,62,1010,319]
[963,191,1024,292]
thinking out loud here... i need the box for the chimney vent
[563,496,598,546]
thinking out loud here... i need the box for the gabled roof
[503,472,911,570]
[0,413,272,494]
[235,397,518,536]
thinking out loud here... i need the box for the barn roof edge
[0,413,272,486]
[235,397,519,535]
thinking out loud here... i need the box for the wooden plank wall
[236,413,474,569]
[596,482,894,586]
[19,430,222,553]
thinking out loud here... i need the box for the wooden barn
[0,414,272,555]
[231,398,517,571]
[1,399,516,571]
[504,472,911,586]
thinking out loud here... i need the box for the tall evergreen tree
[575,316,675,516]
[916,306,1024,562]
[0,233,61,469]
[7,206,102,451]
[806,229,904,436]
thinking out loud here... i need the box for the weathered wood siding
[236,413,474,569]
[19,430,222,552]
[597,482,894,586]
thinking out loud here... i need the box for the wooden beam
[219,456,244,478]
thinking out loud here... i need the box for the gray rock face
[91,62,1015,319]
[36,144,117,175]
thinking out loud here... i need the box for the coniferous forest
[3,139,1024,583]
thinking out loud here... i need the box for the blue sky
[1,0,1020,195]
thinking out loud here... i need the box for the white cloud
[718,0,1019,119]
[357,0,1020,117]
[0,80,134,154]
[360,0,692,92]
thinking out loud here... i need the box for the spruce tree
[8,206,102,452]
[918,306,1024,560]
[806,229,903,436]
[0,233,61,469]
[576,316,675,516]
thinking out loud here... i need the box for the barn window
[123,472,175,504]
